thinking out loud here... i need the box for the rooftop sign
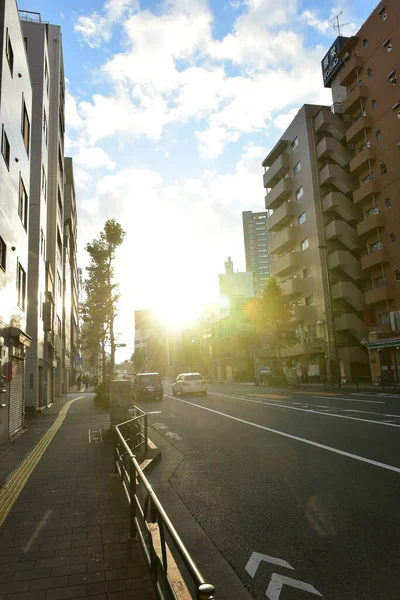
[321,36,349,88]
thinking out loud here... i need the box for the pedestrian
[76,373,81,391]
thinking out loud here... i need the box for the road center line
[165,395,400,474]
[312,395,385,405]
[208,392,399,428]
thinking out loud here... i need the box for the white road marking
[351,392,400,399]
[245,552,294,578]
[165,395,400,474]
[206,392,400,428]
[152,422,168,430]
[266,574,322,600]
[165,431,182,440]
[312,395,385,405]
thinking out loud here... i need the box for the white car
[172,373,207,396]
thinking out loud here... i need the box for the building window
[387,43,392,52]
[21,99,30,155]
[367,68,373,78]
[5,30,14,75]
[17,263,27,310]
[305,294,314,306]
[44,60,49,95]
[40,228,45,258]
[385,197,392,208]
[370,240,383,253]
[23,37,28,52]
[296,186,304,200]
[371,99,377,110]
[18,177,28,229]
[57,272,62,296]
[362,38,368,48]
[57,316,62,337]
[301,238,309,251]
[389,233,396,244]
[303,266,311,278]
[308,324,317,338]
[378,312,390,325]
[376,130,382,141]
[298,212,306,225]
[43,110,48,146]
[396,272,400,282]
[42,166,47,201]
[291,137,298,151]
[1,126,10,169]
[294,161,302,174]
[383,12,387,21]
[380,162,387,174]
[362,172,375,184]
[0,237,6,271]
[366,206,379,218]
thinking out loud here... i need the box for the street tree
[248,277,298,374]
[81,219,125,390]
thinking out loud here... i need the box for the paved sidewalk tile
[0,396,157,600]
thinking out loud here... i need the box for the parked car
[132,373,163,401]
[172,373,207,396]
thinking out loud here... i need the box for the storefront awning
[9,327,32,347]
[367,339,400,350]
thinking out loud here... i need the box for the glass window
[380,162,387,174]
[303,266,311,278]
[370,240,383,253]
[378,312,390,325]
[21,98,30,155]
[387,43,392,53]
[371,99,377,110]
[301,238,309,251]
[5,30,14,75]
[362,38,368,48]
[385,197,392,208]
[367,68,373,78]
[298,212,306,225]
[294,161,302,174]
[291,137,298,151]
[1,126,10,169]
[376,130,382,141]
[17,263,26,310]
[389,233,396,244]
[18,177,28,228]
[296,186,304,200]
[0,237,6,271]
[396,272,400,282]
[305,294,314,306]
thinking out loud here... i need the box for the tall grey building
[0,0,33,443]
[21,11,66,409]
[242,211,270,296]
[263,104,368,381]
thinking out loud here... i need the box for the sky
[22,0,378,359]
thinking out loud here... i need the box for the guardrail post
[197,583,216,599]
[129,460,137,538]
[145,414,148,454]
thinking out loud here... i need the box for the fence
[114,418,216,600]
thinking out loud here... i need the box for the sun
[153,293,203,330]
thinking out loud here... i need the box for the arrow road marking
[165,431,182,440]
[245,553,294,578]
[152,422,168,430]
[266,574,322,599]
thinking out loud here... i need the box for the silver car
[172,373,207,396]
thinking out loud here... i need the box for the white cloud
[273,108,299,130]
[74,147,116,170]
[74,0,139,48]
[300,9,329,33]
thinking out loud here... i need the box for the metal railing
[114,419,216,600]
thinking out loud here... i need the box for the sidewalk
[0,394,157,600]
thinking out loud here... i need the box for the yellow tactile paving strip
[0,397,81,527]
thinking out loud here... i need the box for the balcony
[293,305,318,325]
[263,154,290,188]
[339,54,364,87]
[335,313,368,339]
[365,284,395,305]
[331,281,365,312]
[346,114,372,144]
[269,227,298,254]
[265,178,292,211]
[267,202,298,232]
[357,212,386,236]
[361,247,390,270]
[322,191,360,222]
[319,163,355,195]
[281,277,309,298]
[281,338,327,358]
[328,249,362,281]
[342,83,368,114]
[271,251,303,277]
[353,178,381,205]
[349,145,376,173]
[313,108,346,141]
[325,219,359,251]
[262,139,289,168]
[316,136,351,168]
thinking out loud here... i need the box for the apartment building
[21,11,66,407]
[0,0,32,444]
[242,211,270,296]
[63,158,79,390]
[263,104,369,381]
[333,0,400,380]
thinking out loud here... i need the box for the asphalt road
[135,382,400,600]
